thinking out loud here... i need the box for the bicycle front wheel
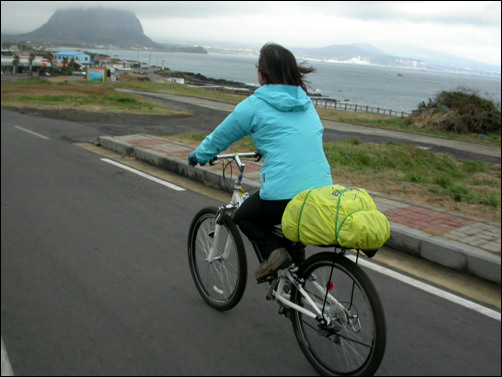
[291,252,386,376]
[187,207,247,311]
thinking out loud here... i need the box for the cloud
[314,1,500,26]
[1,1,500,66]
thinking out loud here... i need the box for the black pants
[233,191,305,264]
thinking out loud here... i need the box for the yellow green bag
[281,185,390,252]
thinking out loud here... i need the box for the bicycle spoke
[188,207,247,311]
[291,253,386,376]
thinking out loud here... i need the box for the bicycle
[187,152,386,376]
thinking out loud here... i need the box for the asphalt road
[2,82,499,164]
[123,89,501,164]
[2,109,501,375]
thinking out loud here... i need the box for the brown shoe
[255,248,292,280]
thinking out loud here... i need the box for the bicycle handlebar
[209,152,262,167]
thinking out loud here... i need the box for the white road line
[1,337,14,376]
[13,126,49,140]
[101,158,185,191]
[346,254,501,321]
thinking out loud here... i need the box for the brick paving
[384,206,475,234]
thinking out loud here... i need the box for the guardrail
[181,83,412,118]
[311,98,411,118]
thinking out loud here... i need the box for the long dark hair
[256,43,315,92]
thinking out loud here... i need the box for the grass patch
[113,78,500,146]
[109,77,247,104]
[2,77,500,221]
[316,107,500,146]
[165,132,501,222]
[168,133,257,153]
[2,77,499,146]
[1,78,190,116]
[322,140,500,210]
[0,77,52,87]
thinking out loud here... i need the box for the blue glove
[188,151,198,167]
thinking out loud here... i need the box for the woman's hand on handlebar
[188,151,207,167]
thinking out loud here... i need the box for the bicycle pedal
[266,278,279,300]
[256,274,276,284]
[256,277,271,284]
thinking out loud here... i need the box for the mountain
[384,45,501,77]
[1,8,206,53]
[2,8,157,48]
[293,43,427,70]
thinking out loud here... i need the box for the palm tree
[29,53,35,76]
[12,55,19,74]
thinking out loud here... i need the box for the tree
[12,55,19,74]
[29,53,35,76]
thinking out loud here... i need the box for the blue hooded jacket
[194,84,333,200]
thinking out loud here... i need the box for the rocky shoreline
[155,69,330,98]
[156,69,257,91]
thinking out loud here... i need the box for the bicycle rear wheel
[188,207,247,311]
[291,252,386,376]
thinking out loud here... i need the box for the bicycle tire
[187,207,247,311]
[291,252,386,376]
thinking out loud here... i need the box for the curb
[97,135,501,285]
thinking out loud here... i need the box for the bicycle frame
[274,268,322,321]
[205,152,354,326]
[273,265,358,327]
[205,153,255,264]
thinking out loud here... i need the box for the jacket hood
[254,85,311,112]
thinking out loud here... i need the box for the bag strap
[334,187,351,244]
[335,209,368,244]
[297,188,314,244]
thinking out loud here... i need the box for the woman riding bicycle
[188,42,333,280]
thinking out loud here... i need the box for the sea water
[87,48,501,113]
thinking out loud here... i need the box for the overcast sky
[1,1,501,66]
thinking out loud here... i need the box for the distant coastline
[79,48,501,112]
[303,56,501,80]
[85,46,501,80]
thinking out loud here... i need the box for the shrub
[411,87,501,134]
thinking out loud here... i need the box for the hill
[293,43,427,69]
[1,8,206,53]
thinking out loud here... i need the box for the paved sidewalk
[97,133,501,285]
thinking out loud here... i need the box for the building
[166,77,185,84]
[0,53,51,73]
[95,56,133,71]
[53,51,92,67]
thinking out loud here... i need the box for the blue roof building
[54,51,92,66]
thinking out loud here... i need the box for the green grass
[109,79,247,104]
[108,77,500,146]
[0,77,50,87]
[2,77,500,212]
[1,74,499,219]
[322,139,500,208]
[8,92,157,112]
[1,78,189,115]
[316,107,501,146]
[3,77,499,146]
[117,79,500,147]
[168,133,500,213]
